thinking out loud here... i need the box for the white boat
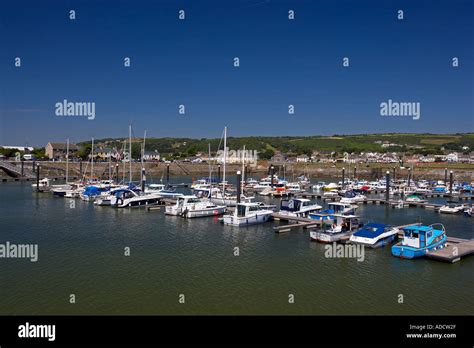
[405,195,426,203]
[310,215,361,243]
[340,192,367,204]
[286,182,303,193]
[323,189,339,197]
[113,189,163,208]
[222,202,273,226]
[31,178,52,192]
[146,184,183,198]
[279,198,322,218]
[349,223,400,248]
[312,181,326,191]
[439,202,466,214]
[165,195,226,218]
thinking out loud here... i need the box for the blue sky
[1,0,473,146]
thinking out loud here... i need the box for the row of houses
[45,142,161,161]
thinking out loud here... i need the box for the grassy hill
[79,133,474,159]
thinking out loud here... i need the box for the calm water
[1,177,473,315]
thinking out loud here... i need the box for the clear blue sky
[1,0,473,147]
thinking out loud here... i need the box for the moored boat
[391,224,447,259]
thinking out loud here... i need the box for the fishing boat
[165,195,226,218]
[349,223,400,248]
[222,202,273,226]
[310,215,362,243]
[391,224,447,259]
[278,198,322,218]
[439,201,466,214]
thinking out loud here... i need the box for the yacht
[391,224,447,259]
[222,202,273,226]
[114,189,164,208]
[278,198,322,218]
[165,195,226,218]
[349,223,400,248]
[147,184,183,198]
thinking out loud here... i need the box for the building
[95,148,120,161]
[45,142,79,160]
[143,151,160,161]
[296,154,309,163]
[270,152,287,164]
[446,153,459,163]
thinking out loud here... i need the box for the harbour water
[1,178,473,315]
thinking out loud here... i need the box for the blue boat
[349,223,400,248]
[391,224,447,259]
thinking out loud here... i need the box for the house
[45,142,79,160]
[270,152,287,164]
[296,154,309,163]
[143,151,160,161]
[446,153,459,163]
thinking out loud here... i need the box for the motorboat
[222,202,273,226]
[349,223,400,248]
[339,191,367,204]
[278,198,322,218]
[439,201,466,214]
[310,215,362,243]
[391,224,447,259]
[165,195,226,218]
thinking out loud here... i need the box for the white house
[143,151,160,161]
[296,154,309,163]
[446,153,459,163]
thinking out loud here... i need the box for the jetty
[425,237,474,263]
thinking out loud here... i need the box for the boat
[114,189,163,208]
[279,198,322,218]
[405,194,426,203]
[391,224,447,259]
[286,182,303,193]
[323,189,339,197]
[439,201,466,214]
[310,215,362,243]
[339,191,367,204]
[309,202,356,221]
[323,182,338,191]
[165,195,226,218]
[222,202,273,226]
[147,184,183,198]
[31,178,52,192]
[312,181,326,191]
[464,206,473,217]
[349,223,400,248]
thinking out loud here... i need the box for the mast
[208,143,212,185]
[222,126,227,197]
[141,130,147,182]
[66,138,69,183]
[129,124,132,183]
[91,137,94,180]
[241,145,245,189]
[108,146,112,181]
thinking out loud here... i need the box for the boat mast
[241,145,245,189]
[222,126,227,197]
[141,130,146,182]
[66,138,69,183]
[129,124,132,183]
[91,137,94,181]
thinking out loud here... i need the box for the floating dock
[425,238,474,263]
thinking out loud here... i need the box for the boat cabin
[400,225,445,249]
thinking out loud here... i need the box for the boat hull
[223,212,272,226]
[391,236,447,259]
